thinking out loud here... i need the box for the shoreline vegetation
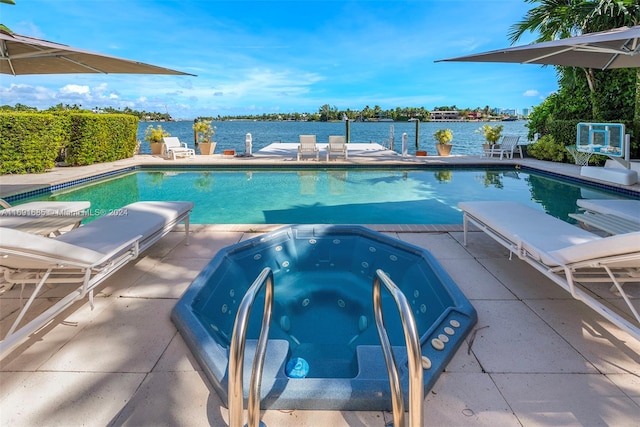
[1,102,521,123]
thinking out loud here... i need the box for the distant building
[493,107,517,116]
[429,110,460,121]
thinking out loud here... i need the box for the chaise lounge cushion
[458,201,600,265]
[459,200,640,342]
[548,231,640,265]
[0,201,90,217]
[0,227,105,268]
[57,201,194,254]
[577,199,640,224]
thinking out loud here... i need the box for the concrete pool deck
[1,148,639,426]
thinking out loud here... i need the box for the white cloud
[60,84,90,95]
[523,89,540,97]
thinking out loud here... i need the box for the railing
[373,269,423,427]
[228,267,274,427]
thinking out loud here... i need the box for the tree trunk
[584,67,601,120]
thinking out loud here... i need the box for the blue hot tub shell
[172,225,477,411]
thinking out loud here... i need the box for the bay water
[137,120,530,156]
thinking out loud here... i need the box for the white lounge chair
[570,199,640,235]
[162,137,195,160]
[577,199,640,224]
[0,199,90,236]
[0,200,194,359]
[458,200,640,342]
[297,135,319,161]
[489,135,521,159]
[326,135,348,161]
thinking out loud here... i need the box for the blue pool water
[172,225,477,410]
[21,167,634,224]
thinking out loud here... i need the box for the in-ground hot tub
[172,225,477,410]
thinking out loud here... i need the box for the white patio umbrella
[0,28,194,76]
[436,25,640,70]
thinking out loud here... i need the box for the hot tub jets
[172,225,477,411]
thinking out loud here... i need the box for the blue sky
[1,0,559,119]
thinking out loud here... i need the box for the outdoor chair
[490,135,521,159]
[326,136,348,161]
[569,199,640,235]
[162,137,195,160]
[0,200,194,359]
[458,200,640,342]
[0,199,90,236]
[297,135,319,161]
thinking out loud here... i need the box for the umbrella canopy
[0,29,195,76]
[436,25,640,70]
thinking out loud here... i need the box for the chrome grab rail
[228,267,274,427]
[373,269,424,427]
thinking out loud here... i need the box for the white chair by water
[458,200,640,342]
[326,135,348,161]
[162,136,195,160]
[0,200,194,359]
[297,135,319,161]
[490,135,521,159]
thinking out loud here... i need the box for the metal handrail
[373,269,423,427]
[228,267,274,427]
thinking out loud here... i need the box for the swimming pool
[172,225,477,410]
[13,166,636,224]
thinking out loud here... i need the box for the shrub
[476,124,503,144]
[144,124,170,144]
[526,135,568,162]
[65,114,138,166]
[0,112,65,173]
[433,128,453,144]
[0,112,138,173]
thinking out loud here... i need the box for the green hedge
[0,112,138,174]
[0,112,66,174]
[66,113,138,166]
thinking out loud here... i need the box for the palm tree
[319,104,331,122]
[508,0,640,121]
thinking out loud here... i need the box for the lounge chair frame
[0,199,90,236]
[297,135,319,161]
[570,199,640,235]
[1,234,141,353]
[487,135,522,159]
[0,201,193,359]
[162,137,195,160]
[326,135,348,161]
[460,201,640,342]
